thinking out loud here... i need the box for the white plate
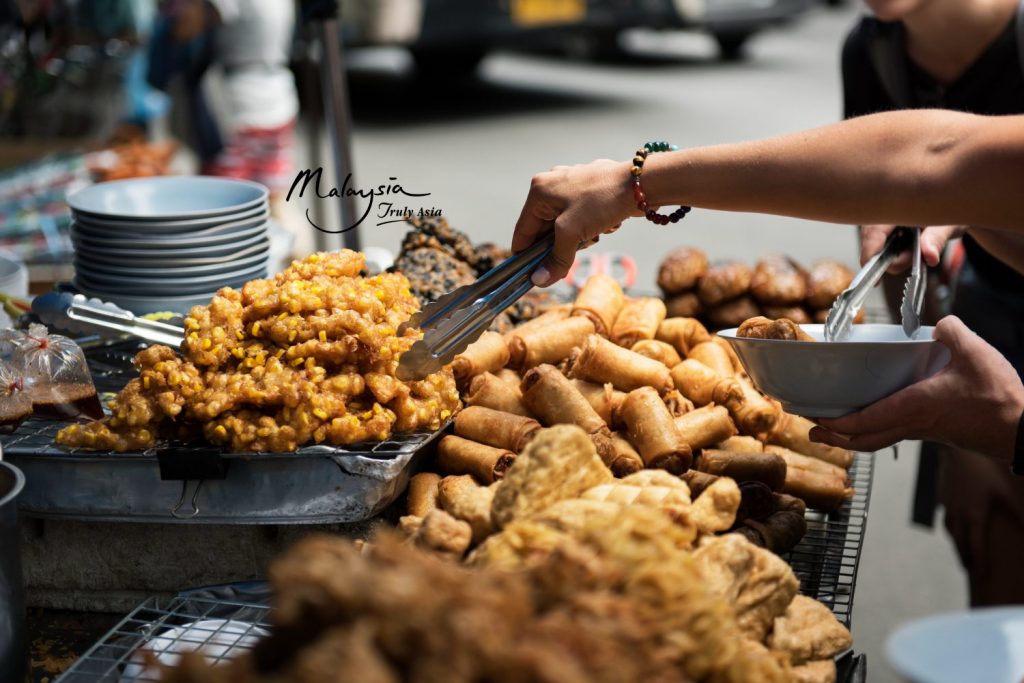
[68,176,268,220]
[72,204,268,234]
[718,324,950,417]
[119,619,267,682]
[72,234,269,262]
[887,608,1024,683]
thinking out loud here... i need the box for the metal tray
[2,419,446,524]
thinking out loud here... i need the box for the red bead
[633,185,645,203]
[645,210,657,221]
[638,201,648,211]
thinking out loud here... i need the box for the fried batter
[768,594,853,664]
[58,251,461,453]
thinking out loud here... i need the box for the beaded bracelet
[630,141,692,225]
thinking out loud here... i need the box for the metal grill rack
[783,451,874,627]
[1,416,443,462]
[57,588,271,683]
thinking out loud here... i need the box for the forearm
[640,110,1024,233]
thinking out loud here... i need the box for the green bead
[670,144,679,151]
[659,141,668,151]
[644,142,653,152]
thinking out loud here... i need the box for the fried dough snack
[657,246,709,294]
[665,291,704,318]
[707,295,761,329]
[751,255,808,305]
[58,251,461,453]
[805,259,855,310]
[738,316,816,342]
[698,261,753,306]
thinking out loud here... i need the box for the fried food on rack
[156,530,784,683]
[693,534,800,642]
[768,594,853,664]
[57,251,461,453]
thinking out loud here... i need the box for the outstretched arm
[514,110,1024,284]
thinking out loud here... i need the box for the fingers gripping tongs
[824,226,924,342]
[395,233,555,381]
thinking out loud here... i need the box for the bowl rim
[67,177,269,220]
[717,323,939,346]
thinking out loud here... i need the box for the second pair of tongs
[824,226,923,342]
[396,233,555,381]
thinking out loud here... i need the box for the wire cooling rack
[57,588,271,683]
[783,451,874,627]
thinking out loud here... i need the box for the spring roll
[611,297,667,348]
[608,432,645,477]
[729,380,782,437]
[772,492,807,515]
[674,405,738,450]
[767,412,854,469]
[736,480,776,523]
[670,359,744,407]
[454,406,542,453]
[619,386,692,474]
[495,368,522,386]
[437,435,516,484]
[687,341,735,377]
[407,472,442,518]
[663,389,695,417]
[717,435,764,453]
[737,316,816,342]
[681,469,720,498]
[506,316,595,369]
[782,467,854,511]
[711,335,746,376]
[630,339,682,368]
[465,372,533,418]
[520,364,608,434]
[697,449,787,491]
[501,305,571,343]
[571,273,625,336]
[452,331,510,382]
[656,317,712,356]
[765,445,848,482]
[571,379,625,427]
[566,334,673,394]
[741,511,807,554]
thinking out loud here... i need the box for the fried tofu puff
[58,251,460,453]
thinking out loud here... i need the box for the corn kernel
[188,332,199,341]
[291,357,305,366]
[201,338,212,350]
[252,322,261,336]
[214,425,228,438]
[235,330,245,340]
[313,408,328,420]
[288,330,297,342]
[142,376,151,389]
[318,330,327,343]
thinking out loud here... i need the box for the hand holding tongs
[396,233,555,381]
[31,291,186,348]
[824,226,924,342]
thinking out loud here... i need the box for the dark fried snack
[750,255,807,306]
[657,247,709,295]
[697,261,753,307]
[805,259,855,310]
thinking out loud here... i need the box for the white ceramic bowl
[886,607,1024,683]
[68,177,268,220]
[717,324,950,417]
[119,619,268,683]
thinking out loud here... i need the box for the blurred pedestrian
[842,0,1024,607]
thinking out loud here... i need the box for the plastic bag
[0,359,31,433]
[11,324,103,420]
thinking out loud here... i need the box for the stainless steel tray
[2,419,447,525]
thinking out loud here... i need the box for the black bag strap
[1017,0,1024,76]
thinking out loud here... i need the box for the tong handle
[33,292,186,348]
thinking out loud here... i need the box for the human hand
[859,224,963,274]
[512,159,637,287]
[809,316,1024,460]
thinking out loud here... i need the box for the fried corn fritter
[57,251,460,453]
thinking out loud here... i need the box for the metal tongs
[824,226,923,342]
[396,233,555,381]
[31,292,186,347]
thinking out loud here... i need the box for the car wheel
[713,32,752,61]
[411,46,487,79]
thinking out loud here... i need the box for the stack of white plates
[67,176,270,314]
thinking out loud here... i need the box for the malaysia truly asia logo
[286,168,442,233]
